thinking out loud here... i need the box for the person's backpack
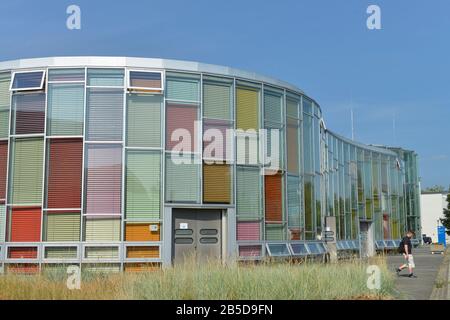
[398,239,404,254]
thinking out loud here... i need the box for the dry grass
[0,257,395,300]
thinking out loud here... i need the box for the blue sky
[0,0,449,188]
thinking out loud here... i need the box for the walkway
[386,246,447,300]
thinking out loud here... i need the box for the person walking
[396,230,417,278]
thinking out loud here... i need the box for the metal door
[172,209,222,264]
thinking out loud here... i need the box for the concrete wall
[420,193,448,243]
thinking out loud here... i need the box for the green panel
[47,84,84,136]
[0,73,11,139]
[287,175,301,227]
[203,82,232,120]
[165,154,200,203]
[126,151,161,220]
[45,247,78,259]
[286,97,299,118]
[236,167,261,218]
[85,247,119,259]
[265,224,286,240]
[0,205,5,242]
[264,91,282,124]
[44,213,80,242]
[87,69,124,87]
[127,94,161,147]
[10,138,44,205]
[166,74,199,102]
[84,218,121,241]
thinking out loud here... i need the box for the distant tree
[424,185,445,192]
[440,194,450,236]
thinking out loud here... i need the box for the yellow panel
[203,164,231,203]
[125,263,160,272]
[236,87,259,131]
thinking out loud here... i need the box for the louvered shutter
[287,118,299,173]
[0,205,5,242]
[286,97,299,118]
[10,207,41,242]
[85,144,122,215]
[12,92,45,135]
[265,173,283,222]
[84,218,121,241]
[45,247,77,259]
[236,167,261,218]
[44,213,80,241]
[287,175,301,227]
[166,103,198,151]
[165,154,200,203]
[203,119,232,162]
[236,87,259,131]
[48,69,85,82]
[264,91,282,124]
[236,220,261,240]
[87,69,124,87]
[47,84,84,136]
[125,151,161,220]
[47,138,82,209]
[127,94,161,147]
[0,141,7,201]
[203,163,231,203]
[203,82,232,120]
[85,247,119,259]
[166,75,199,102]
[86,88,123,141]
[0,73,10,138]
[265,223,286,241]
[125,223,160,241]
[10,138,44,205]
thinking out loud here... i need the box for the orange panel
[264,173,283,222]
[125,263,160,272]
[10,207,41,242]
[126,246,159,258]
[125,223,160,242]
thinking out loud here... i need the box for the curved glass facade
[0,57,420,271]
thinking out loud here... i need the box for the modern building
[0,57,421,272]
[420,192,448,243]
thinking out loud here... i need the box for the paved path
[387,246,445,300]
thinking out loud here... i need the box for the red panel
[7,264,39,274]
[0,141,7,201]
[10,207,41,242]
[237,221,260,241]
[8,247,38,259]
[47,138,82,209]
[264,173,283,222]
[166,104,198,152]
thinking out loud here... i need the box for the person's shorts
[405,254,415,268]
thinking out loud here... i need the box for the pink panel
[85,144,122,215]
[239,245,262,257]
[166,104,198,152]
[237,221,260,241]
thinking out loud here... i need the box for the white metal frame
[10,70,46,92]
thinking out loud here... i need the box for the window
[10,71,45,91]
[47,84,84,136]
[11,92,46,135]
[203,78,232,120]
[236,166,261,219]
[166,73,200,102]
[128,70,163,91]
[127,93,162,148]
[203,163,231,204]
[87,69,124,87]
[125,150,161,220]
[84,218,121,241]
[266,243,290,257]
[0,73,11,138]
[44,213,80,242]
[48,69,85,82]
[165,153,200,203]
[290,243,309,255]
